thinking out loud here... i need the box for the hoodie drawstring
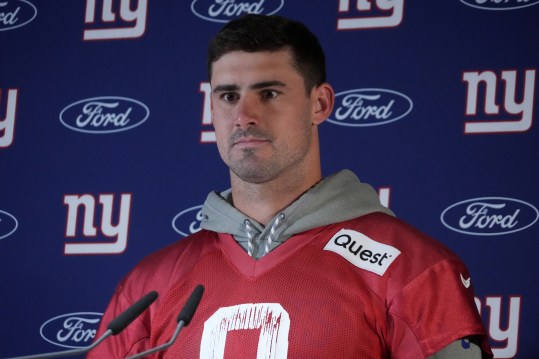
[264,213,285,256]
[244,219,256,258]
[244,213,285,259]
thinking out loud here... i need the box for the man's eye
[260,90,278,100]
[222,93,238,102]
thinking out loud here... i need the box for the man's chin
[231,166,277,185]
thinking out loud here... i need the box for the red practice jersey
[89,213,491,358]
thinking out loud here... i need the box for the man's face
[210,49,319,185]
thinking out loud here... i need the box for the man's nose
[234,96,259,128]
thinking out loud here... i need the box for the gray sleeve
[428,338,482,359]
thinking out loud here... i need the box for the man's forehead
[210,50,297,80]
[210,50,301,88]
[213,48,293,65]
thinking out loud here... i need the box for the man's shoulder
[325,214,490,357]
[340,212,460,261]
[313,212,467,288]
[121,230,218,292]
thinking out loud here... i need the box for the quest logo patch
[0,0,37,31]
[59,96,149,134]
[40,312,102,349]
[460,0,539,10]
[191,0,284,23]
[172,205,204,237]
[0,210,18,240]
[441,197,538,236]
[324,229,401,276]
[328,88,413,127]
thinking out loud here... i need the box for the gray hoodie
[200,169,394,259]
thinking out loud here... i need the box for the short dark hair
[207,14,327,93]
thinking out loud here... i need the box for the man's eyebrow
[212,84,240,93]
[212,81,287,93]
[250,81,287,90]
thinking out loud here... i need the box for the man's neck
[230,170,321,225]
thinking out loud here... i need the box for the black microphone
[107,290,158,335]
[126,285,205,359]
[4,291,158,359]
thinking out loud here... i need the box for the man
[88,15,492,358]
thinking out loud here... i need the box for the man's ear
[311,83,335,125]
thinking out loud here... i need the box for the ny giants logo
[328,88,413,127]
[462,69,536,134]
[460,0,539,10]
[83,0,148,41]
[191,0,284,23]
[199,82,215,143]
[337,0,404,30]
[0,0,37,31]
[60,96,149,134]
[40,312,102,349]
[441,197,538,236]
[64,193,132,255]
[0,88,18,148]
[476,295,521,358]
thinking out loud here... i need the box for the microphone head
[176,285,205,326]
[107,290,158,335]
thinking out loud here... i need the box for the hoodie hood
[200,169,394,259]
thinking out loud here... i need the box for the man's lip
[233,137,268,146]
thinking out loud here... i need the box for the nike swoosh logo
[460,273,471,288]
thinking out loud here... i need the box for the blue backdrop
[1,1,537,358]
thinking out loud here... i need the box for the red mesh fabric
[150,244,387,358]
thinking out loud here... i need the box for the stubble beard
[225,123,313,185]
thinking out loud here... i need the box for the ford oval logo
[460,0,539,11]
[328,88,413,127]
[59,96,149,134]
[172,205,204,237]
[0,0,37,32]
[191,0,284,23]
[441,197,538,236]
[40,312,102,349]
[0,210,18,240]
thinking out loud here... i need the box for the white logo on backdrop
[0,0,37,31]
[328,88,413,127]
[59,97,149,134]
[172,205,204,237]
[83,0,148,40]
[199,82,215,143]
[64,193,132,255]
[475,296,521,358]
[462,69,536,134]
[441,197,538,236]
[0,88,18,147]
[460,0,539,10]
[40,312,102,349]
[0,210,18,240]
[191,0,284,23]
[337,0,404,30]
